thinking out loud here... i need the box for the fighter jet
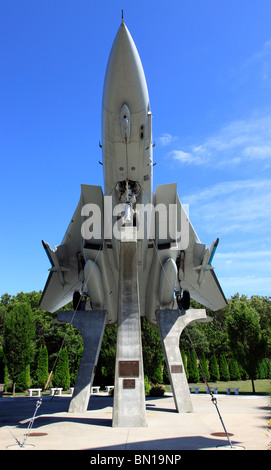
[39,17,227,323]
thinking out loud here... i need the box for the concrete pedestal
[112,234,147,427]
[156,308,208,413]
[57,309,107,413]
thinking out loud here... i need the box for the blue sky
[1,0,271,300]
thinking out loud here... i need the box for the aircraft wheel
[73,291,81,310]
[182,290,190,310]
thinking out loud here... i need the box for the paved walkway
[0,393,270,451]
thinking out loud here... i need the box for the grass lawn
[185,379,271,395]
[3,379,271,397]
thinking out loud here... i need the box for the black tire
[73,291,81,310]
[182,290,190,310]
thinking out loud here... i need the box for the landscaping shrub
[149,384,165,397]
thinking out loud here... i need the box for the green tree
[181,349,189,380]
[0,347,8,391]
[227,300,266,393]
[141,318,164,382]
[70,345,83,387]
[209,355,220,382]
[3,302,35,393]
[266,359,271,379]
[198,353,210,382]
[219,354,230,381]
[228,358,240,380]
[95,324,117,386]
[250,296,271,357]
[33,345,49,388]
[187,349,199,383]
[181,321,210,357]
[257,358,271,379]
[53,348,70,390]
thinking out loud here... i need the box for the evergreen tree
[228,358,240,380]
[219,354,230,381]
[0,347,8,391]
[151,362,163,384]
[162,359,170,384]
[34,345,49,388]
[3,302,35,393]
[94,324,117,386]
[209,355,220,382]
[239,363,248,380]
[186,350,191,380]
[181,349,189,380]
[198,353,210,382]
[53,348,70,389]
[70,345,83,387]
[141,317,164,382]
[15,364,31,391]
[187,349,199,383]
[265,358,271,379]
[256,358,271,379]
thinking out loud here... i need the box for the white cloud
[183,178,271,236]
[239,39,271,86]
[216,250,271,260]
[243,145,271,159]
[167,114,271,167]
[158,133,178,146]
[169,149,203,165]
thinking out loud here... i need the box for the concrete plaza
[0,392,270,451]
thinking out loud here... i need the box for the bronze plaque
[171,364,183,373]
[123,379,136,389]
[119,360,139,377]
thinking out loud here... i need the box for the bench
[0,384,5,398]
[105,385,114,394]
[49,387,63,396]
[69,386,100,395]
[206,386,219,394]
[27,388,42,397]
[226,387,239,395]
[189,386,199,393]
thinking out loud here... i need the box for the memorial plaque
[171,364,183,373]
[123,379,136,389]
[119,360,139,377]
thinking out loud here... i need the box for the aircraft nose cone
[102,22,149,114]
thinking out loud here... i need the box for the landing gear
[175,290,190,311]
[182,290,190,310]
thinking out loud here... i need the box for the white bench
[27,388,42,397]
[69,387,74,395]
[226,387,240,395]
[91,386,100,394]
[105,385,114,394]
[206,386,219,394]
[189,386,199,393]
[49,387,63,396]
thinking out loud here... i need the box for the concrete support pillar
[57,309,107,413]
[112,231,147,427]
[156,308,208,413]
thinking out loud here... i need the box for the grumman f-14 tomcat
[40,16,227,323]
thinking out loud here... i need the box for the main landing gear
[73,291,86,311]
[175,290,190,311]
